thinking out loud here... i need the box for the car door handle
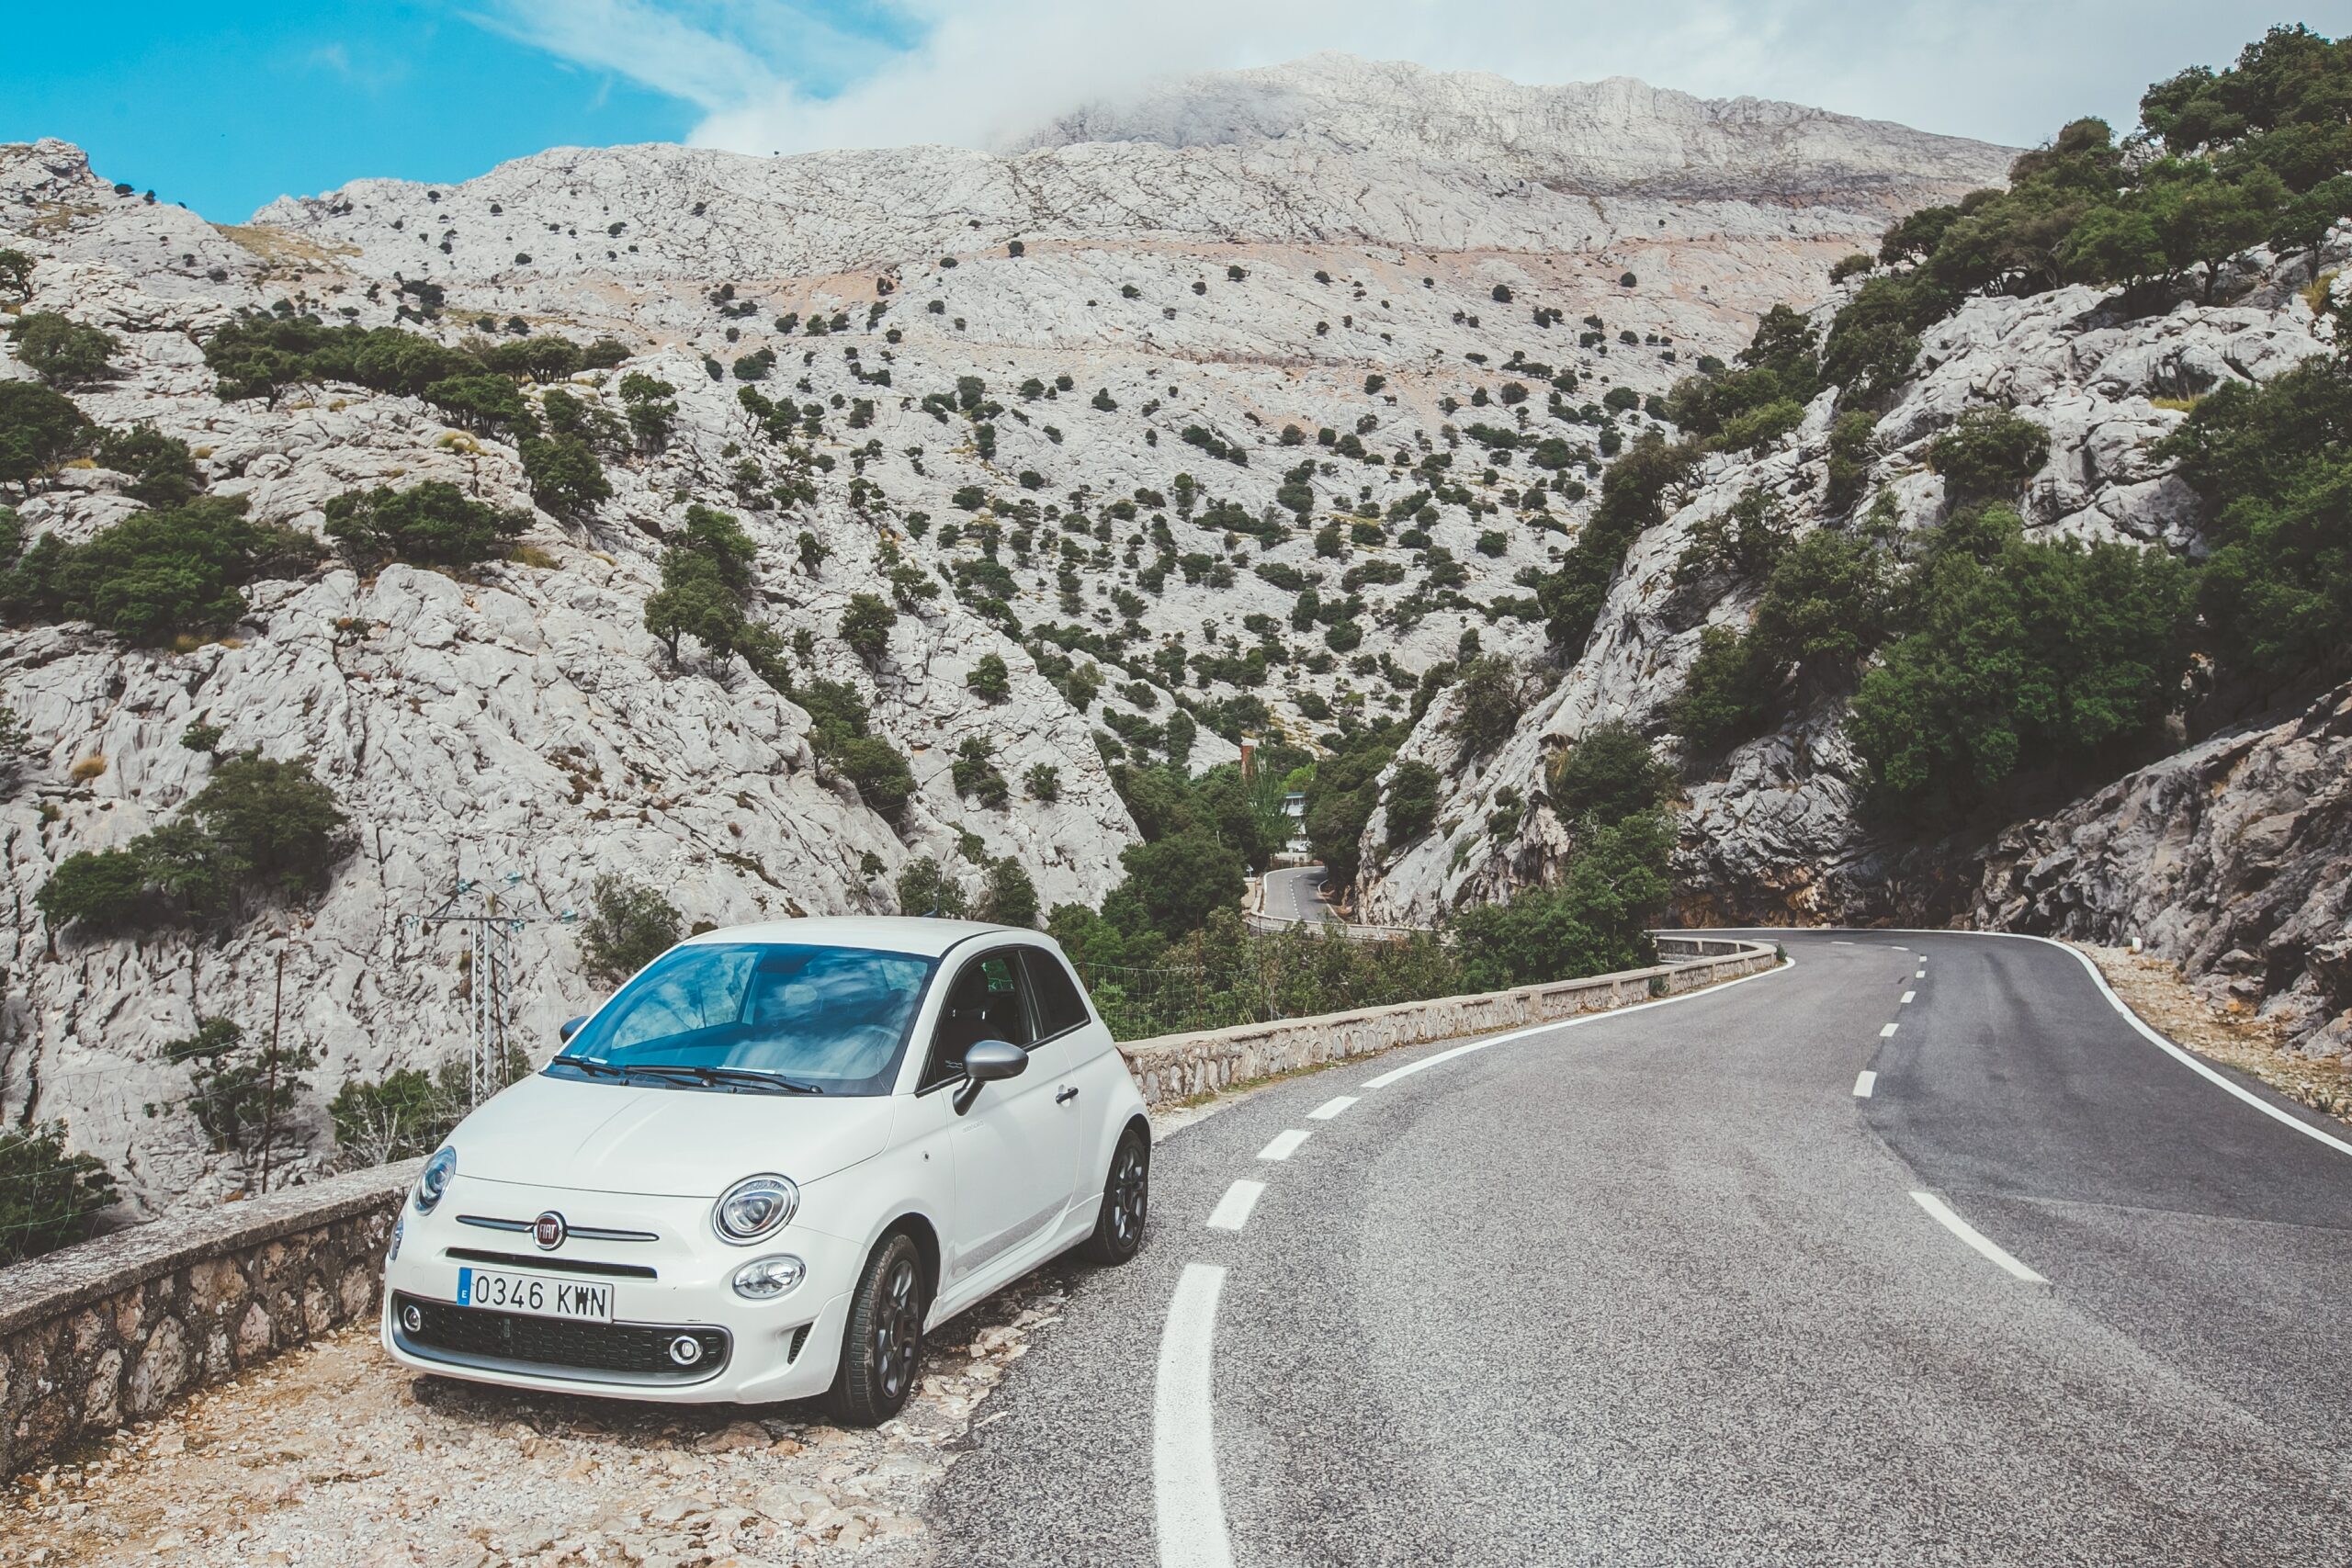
[1056,1086,1080,1104]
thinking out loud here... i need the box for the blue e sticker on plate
[458,1267,473,1305]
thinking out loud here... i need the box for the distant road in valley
[1259,865,1336,927]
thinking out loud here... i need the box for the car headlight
[731,1255,807,1300]
[712,1173,797,1245]
[414,1146,457,1213]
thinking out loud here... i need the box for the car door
[922,948,1081,1287]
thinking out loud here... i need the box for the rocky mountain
[0,58,2011,1213]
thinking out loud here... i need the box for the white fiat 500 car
[380,918,1150,1424]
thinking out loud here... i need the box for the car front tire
[828,1231,928,1426]
[1080,1124,1149,1265]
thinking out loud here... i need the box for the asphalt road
[1260,866,1334,925]
[925,931,2352,1566]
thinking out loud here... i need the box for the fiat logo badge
[532,1211,568,1250]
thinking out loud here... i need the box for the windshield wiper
[547,1055,632,1079]
[617,1063,823,1095]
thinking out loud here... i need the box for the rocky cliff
[1356,228,2352,1062]
[0,57,2011,1213]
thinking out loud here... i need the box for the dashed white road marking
[1306,1095,1357,1121]
[1917,969,1926,979]
[1910,1191,2047,1283]
[1256,1129,1312,1162]
[1881,1022,1900,1038]
[1901,990,1917,1005]
[1854,1070,1877,1098]
[1205,1179,1266,1232]
[1154,1263,1235,1568]
[1832,939,1856,945]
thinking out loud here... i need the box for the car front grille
[393,1292,729,1384]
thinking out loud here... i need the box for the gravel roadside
[0,1268,1075,1568]
[2079,943,2352,1128]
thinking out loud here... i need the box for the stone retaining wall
[0,1158,419,1478]
[1117,940,1778,1104]
[0,938,1776,1477]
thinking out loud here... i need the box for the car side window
[1021,950,1091,1040]
[921,950,1037,1090]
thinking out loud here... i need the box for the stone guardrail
[0,935,1776,1477]
[1116,937,1780,1104]
[0,1158,420,1479]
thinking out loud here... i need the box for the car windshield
[554,942,935,1096]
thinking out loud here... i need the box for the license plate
[456,1267,614,1322]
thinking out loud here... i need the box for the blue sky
[5,3,2337,222]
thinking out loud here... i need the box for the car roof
[677,916,1049,961]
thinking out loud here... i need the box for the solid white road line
[1901,990,1917,1005]
[1306,1096,1357,1121]
[1257,1129,1312,1162]
[1358,954,1793,1089]
[1205,1180,1266,1231]
[1881,1022,1900,1038]
[1154,1263,1235,1568]
[1832,926,2352,1162]
[1854,1070,1877,1098]
[1910,1191,2047,1284]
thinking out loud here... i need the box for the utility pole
[417,874,577,1108]
[259,932,286,1194]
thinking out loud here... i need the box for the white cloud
[477,0,2331,155]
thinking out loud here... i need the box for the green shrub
[578,875,683,985]
[10,310,116,386]
[952,736,1009,807]
[1444,656,1532,762]
[1450,811,1672,987]
[1927,408,2051,506]
[0,1121,119,1265]
[324,480,530,571]
[967,652,1012,701]
[1668,626,1778,755]
[977,856,1039,927]
[164,1016,316,1171]
[518,432,610,514]
[1846,506,2196,816]
[1536,434,1699,652]
[1382,760,1441,850]
[2156,353,2352,685]
[898,855,969,918]
[1674,488,1796,583]
[839,592,898,667]
[8,496,319,643]
[0,379,95,492]
[329,1061,470,1164]
[36,752,349,933]
[1024,762,1061,802]
[95,425,203,506]
[1548,721,1675,821]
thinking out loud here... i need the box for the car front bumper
[379,1178,863,1404]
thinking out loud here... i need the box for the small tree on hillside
[578,875,684,986]
[10,311,117,387]
[0,1121,119,1265]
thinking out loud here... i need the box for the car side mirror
[953,1039,1028,1116]
[558,1015,587,1043]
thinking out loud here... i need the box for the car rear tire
[1080,1124,1149,1265]
[827,1232,927,1426]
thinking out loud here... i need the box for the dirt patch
[2079,944,2352,1128]
[2,1268,1075,1567]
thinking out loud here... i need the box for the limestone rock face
[1356,233,2350,1061]
[1971,682,2352,1058]
[0,56,2014,1210]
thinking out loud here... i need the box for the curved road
[927,931,2352,1565]
[1260,866,1335,925]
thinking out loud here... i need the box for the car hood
[449,1072,897,1198]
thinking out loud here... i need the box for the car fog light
[401,1303,424,1334]
[731,1255,807,1300]
[668,1335,705,1367]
